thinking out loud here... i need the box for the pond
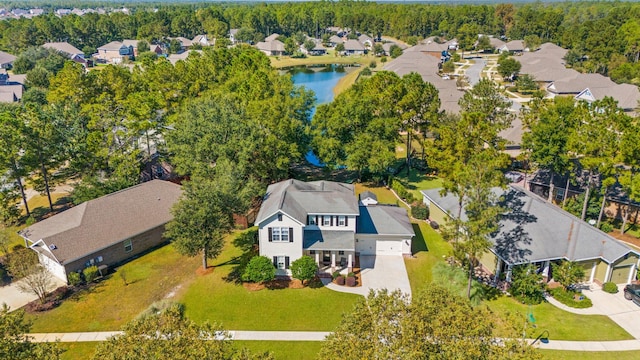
[289,65,350,166]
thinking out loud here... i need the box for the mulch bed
[195,266,215,276]
[609,231,640,248]
[243,278,307,291]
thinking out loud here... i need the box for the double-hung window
[323,216,331,226]
[270,227,292,242]
[124,239,133,252]
[338,216,346,226]
[308,216,316,225]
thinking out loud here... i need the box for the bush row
[411,203,429,220]
[388,177,416,204]
[548,287,593,308]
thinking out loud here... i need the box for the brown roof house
[19,180,182,283]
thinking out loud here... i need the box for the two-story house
[255,179,414,276]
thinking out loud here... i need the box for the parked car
[624,284,640,306]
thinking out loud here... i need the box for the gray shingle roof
[255,179,359,225]
[303,230,354,251]
[420,186,637,265]
[359,191,377,202]
[20,180,182,265]
[357,205,414,236]
[42,42,83,57]
[256,40,285,53]
[0,50,16,65]
[344,39,365,51]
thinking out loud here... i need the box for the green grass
[60,342,99,360]
[394,167,443,199]
[354,184,408,210]
[539,350,640,360]
[180,234,359,330]
[234,341,323,360]
[1,225,26,255]
[28,244,201,332]
[270,50,378,69]
[486,296,633,341]
[404,222,452,293]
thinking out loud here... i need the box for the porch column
[494,258,503,281]
[331,253,336,272]
[589,261,597,283]
[542,261,551,281]
[315,252,320,266]
[627,264,636,284]
[605,263,612,283]
[505,264,513,283]
[347,254,353,273]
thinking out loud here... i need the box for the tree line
[0,1,640,82]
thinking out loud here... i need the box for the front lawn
[486,296,633,341]
[28,244,201,332]
[180,232,360,331]
[234,341,323,360]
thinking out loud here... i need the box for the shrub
[291,256,318,285]
[549,287,593,308]
[347,272,355,278]
[346,276,356,287]
[509,264,545,305]
[242,256,276,283]
[602,282,618,294]
[68,271,82,286]
[390,178,416,203]
[369,60,377,68]
[332,271,341,280]
[411,202,429,220]
[11,244,25,252]
[336,275,345,285]
[361,67,372,76]
[599,222,614,233]
[25,216,36,226]
[83,266,100,283]
[552,260,585,289]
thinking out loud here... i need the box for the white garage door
[376,240,402,255]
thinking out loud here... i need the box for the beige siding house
[421,186,640,284]
[20,180,182,283]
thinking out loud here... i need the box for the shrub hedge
[602,282,619,294]
[389,177,416,203]
[549,287,593,308]
[411,202,429,220]
[83,265,100,283]
[68,271,82,286]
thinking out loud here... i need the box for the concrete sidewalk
[29,331,330,342]
[27,331,640,351]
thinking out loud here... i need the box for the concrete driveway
[0,277,65,312]
[359,255,412,296]
[465,58,486,86]
[588,285,640,339]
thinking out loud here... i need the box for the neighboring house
[19,180,182,283]
[384,49,462,113]
[0,50,16,69]
[358,34,374,48]
[0,70,23,103]
[255,179,414,276]
[381,42,407,56]
[264,33,280,42]
[343,39,366,55]
[421,186,640,285]
[500,40,525,53]
[168,37,193,51]
[328,35,344,47]
[488,37,506,51]
[96,41,134,64]
[192,34,212,47]
[229,29,239,44]
[167,50,203,65]
[42,42,85,63]
[256,40,286,56]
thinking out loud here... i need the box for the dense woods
[1,1,640,81]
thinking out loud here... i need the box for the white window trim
[308,216,316,225]
[323,216,331,226]
[338,215,346,226]
[124,239,133,252]
[277,256,286,270]
[271,227,290,243]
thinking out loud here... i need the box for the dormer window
[323,216,331,226]
[338,216,346,226]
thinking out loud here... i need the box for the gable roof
[0,50,16,65]
[255,179,359,225]
[343,39,365,51]
[42,42,83,56]
[359,191,378,202]
[357,205,414,236]
[421,186,637,265]
[264,33,280,42]
[98,41,127,51]
[329,35,343,44]
[256,40,285,53]
[502,40,524,52]
[20,180,182,265]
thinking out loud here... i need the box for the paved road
[465,58,486,86]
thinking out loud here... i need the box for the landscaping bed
[548,287,593,308]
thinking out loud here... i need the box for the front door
[322,251,331,265]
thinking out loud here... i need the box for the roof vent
[49,244,57,250]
